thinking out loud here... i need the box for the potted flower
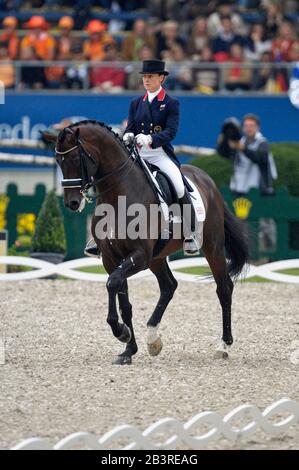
[31,190,66,265]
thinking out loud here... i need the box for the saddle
[129,145,205,257]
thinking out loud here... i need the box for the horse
[42,120,249,365]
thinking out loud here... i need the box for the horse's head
[42,126,99,212]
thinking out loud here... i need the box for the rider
[85,59,200,256]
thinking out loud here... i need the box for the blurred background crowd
[0,0,299,92]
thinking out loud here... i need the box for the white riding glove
[136,133,152,148]
[122,132,134,145]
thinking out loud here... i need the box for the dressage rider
[85,59,200,257]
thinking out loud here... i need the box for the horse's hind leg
[113,280,138,365]
[204,245,234,358]
[147,258,178,356]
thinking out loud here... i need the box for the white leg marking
[147,325,160,344]
[214,339,232,359]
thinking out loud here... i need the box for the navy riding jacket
[125,88,180,167]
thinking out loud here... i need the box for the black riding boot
[84,238,101,258]
[179,189,201,256]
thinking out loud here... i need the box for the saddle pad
[185,177,206,222]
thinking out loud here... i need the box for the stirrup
[183,235,200,256]
[84,239,100,258]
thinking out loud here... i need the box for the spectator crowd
[0,0,298,92]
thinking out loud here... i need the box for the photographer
[217,114,277,196]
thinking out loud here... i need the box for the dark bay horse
[43,120,249,365]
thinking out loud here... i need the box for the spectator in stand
[223,42,252,91]
[192,45,219,93]
[90,43,125,92]
[19,15,55,89]
[83,20,114,61]
[262,0,283,39]
[121,19,156,61]
[244,23,272,61]
[207,0,245,38]
[289,40,299,63]
[212,15,245,62]
[179,0,217,36]
[148,0,188,22]
[187,16,210,60]
[271,20,297,62]
[0,41,15,88]
[65,38,87,89]
[126,44,155,90]
[252,50,275,91]
[45,16,76,89]
[0,16,19,60]
[163,44,193,91]
[156,20,185,60]
[56,16,76,60]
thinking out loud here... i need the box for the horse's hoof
[213,350,229,359]
[213,340,230,359]
[112,355,132,365]
[147,337,163,356]
[117,324,132,343]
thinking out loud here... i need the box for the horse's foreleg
[204,245,234,358]
[147,259,178,356]
[106,249,148,363]
[113,280,138,365]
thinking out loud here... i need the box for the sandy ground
[0,279,298,450]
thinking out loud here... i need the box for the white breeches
[141,153,185,199]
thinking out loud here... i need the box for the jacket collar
[143,87,166,102]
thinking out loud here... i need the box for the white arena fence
[0,256,299,283]
[10,398,299,450]
[0,137,214,160]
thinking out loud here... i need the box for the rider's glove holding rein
[136,134,152,148]
[123,132,134,145]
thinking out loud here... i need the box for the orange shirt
[272,38,295,61]
[83,35,114,61]
[0,32,19,59]
[20,32,55,60]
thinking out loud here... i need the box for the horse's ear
[75,128,80,139]
[40,131,57,143]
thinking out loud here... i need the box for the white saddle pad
[185,177,206,222]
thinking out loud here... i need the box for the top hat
[139,60,169,76]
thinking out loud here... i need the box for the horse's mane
[68,119,127,151]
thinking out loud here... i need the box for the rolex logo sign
[233,198,252,220]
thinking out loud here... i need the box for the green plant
[31,190,66,254]
[189,142,299,196]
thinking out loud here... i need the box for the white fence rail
[10,398,299,450]
[1,256,299,283]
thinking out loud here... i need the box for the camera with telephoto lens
[221,117,242,142]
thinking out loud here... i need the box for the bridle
[55,127,139,204]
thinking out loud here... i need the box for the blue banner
[1,92,298,147]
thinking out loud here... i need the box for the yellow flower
[17,213,36,235]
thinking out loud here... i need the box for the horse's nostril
[69,200,80,211]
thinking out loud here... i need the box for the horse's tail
[224,204,249,279]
